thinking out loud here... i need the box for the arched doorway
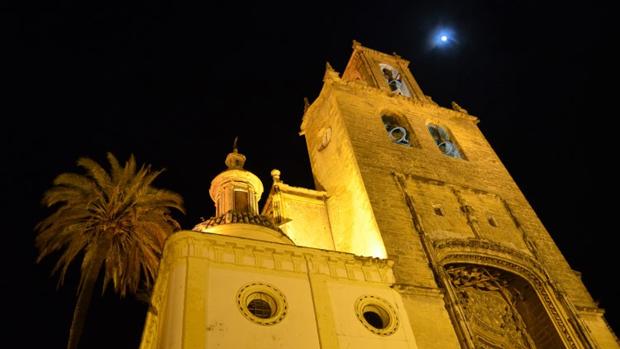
[445,264,566,348]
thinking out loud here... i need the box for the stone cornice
[163,231,395,284]
[275,181,328,200]
[324,76,479,123]
[575,305,605,315]
[391,283,444,297]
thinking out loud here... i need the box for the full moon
[431,28,455,48]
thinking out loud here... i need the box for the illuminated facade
[140,42,618,348]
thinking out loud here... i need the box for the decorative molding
[163,232,395,284]
[399,171,496,196]
[575,305,605,314]
[433,238,546,278]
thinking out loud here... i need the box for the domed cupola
[193,141,294,245]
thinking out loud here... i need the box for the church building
[139,42,619,348]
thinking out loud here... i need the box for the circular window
[363,304,390,329]
[237,283,287,325]
[354,295,399,336]
[247,293,276,318]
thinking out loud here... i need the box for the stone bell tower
[299,41,618,348]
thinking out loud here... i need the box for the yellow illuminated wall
[300,76,387,259]
[140,232,418,349]
[261,173,335,250]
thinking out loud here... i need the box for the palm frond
[138,189,185,214]
[122,154,137,183]
[106,152,123,183]
[51,173,100,199]
[42,186,92,207]
[77,157,111,189]
[50,229,91,287]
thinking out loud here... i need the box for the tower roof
[193,141,293,244]
[194,211,281,231]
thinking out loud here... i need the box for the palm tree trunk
[66,239,110,349]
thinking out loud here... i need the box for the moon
[429,28,456,49]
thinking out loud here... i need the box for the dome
[192,141,294,245]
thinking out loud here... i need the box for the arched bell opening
[444,263,567,349]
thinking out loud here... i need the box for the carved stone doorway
[445,264,566,348]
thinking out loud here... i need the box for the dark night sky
[6,1,616,348]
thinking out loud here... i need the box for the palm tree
[35,153,185,349]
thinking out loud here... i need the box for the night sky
[7,1,615,348]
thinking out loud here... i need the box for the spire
[225,136,246,169]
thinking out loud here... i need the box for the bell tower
[300,41,618,348]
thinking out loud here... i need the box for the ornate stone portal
[447,264,550,349]
[447,265,533,348]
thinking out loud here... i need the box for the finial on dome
[271,169,281,183]
[225,136,246,169]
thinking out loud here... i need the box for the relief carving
[443,256,579,349]
[447,265,537,348]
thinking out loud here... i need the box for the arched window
[234,189,250,212]
[427,123,464,159]
[379,63,411,97]
[382,115,415,146]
